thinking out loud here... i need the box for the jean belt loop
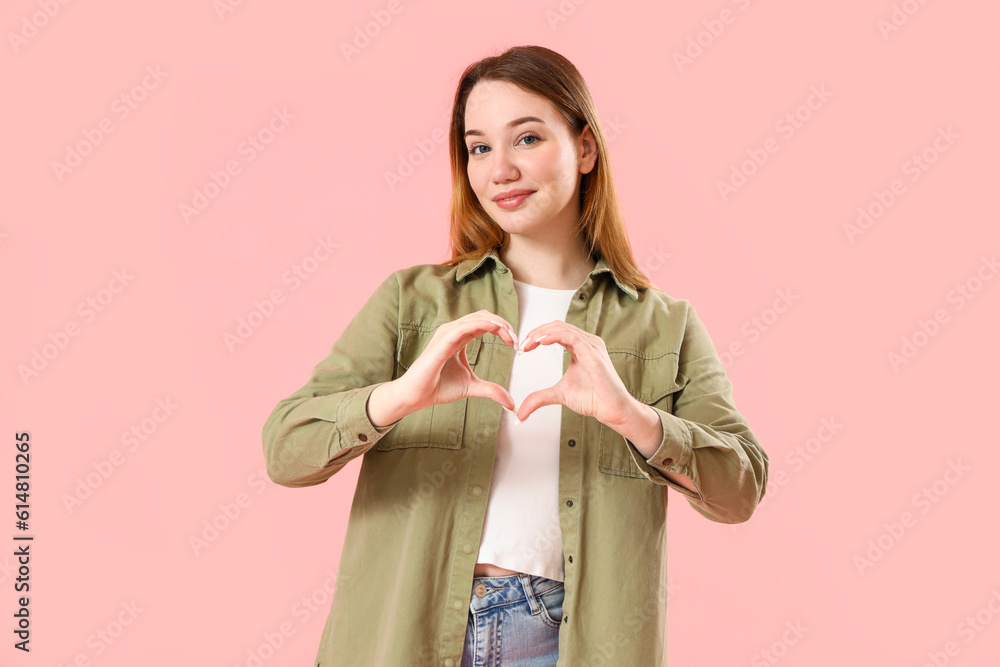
[518,574,542,615]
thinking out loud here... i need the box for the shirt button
[358,433,368,442]
[565,499,574,507]
[445,660,455,667]
[567,439,576,447]
[472,486,483,496]
[453,600,462,610]
[577,293,585,300]
[463,544,473,554]
[661,458,673,465]
[568,555,573,563]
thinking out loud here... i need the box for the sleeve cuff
[330,383,398,459]
[624,407,700,498]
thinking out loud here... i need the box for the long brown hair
[443,45,655,292]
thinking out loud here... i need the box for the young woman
[262,45,768,667]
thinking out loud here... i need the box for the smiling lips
[493,189,534,209]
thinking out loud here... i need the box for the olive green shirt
[261,245,768,666]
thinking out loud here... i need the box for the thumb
[516,386,561,423]
[466,378,515,413]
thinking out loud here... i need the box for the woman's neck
[498,238,596,290]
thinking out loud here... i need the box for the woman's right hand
[394,311,519,415]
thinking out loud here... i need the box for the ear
[578,123,599,175]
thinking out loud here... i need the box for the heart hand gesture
[513,321,636,429]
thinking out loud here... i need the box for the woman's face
[463,80,596,242]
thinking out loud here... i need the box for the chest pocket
[598,351,687,478]
[374,326,482,451]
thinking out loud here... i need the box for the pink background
[4,1,999,665]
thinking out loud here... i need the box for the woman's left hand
[514,321,638,428]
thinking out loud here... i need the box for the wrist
[367,380,415,428]
[606,399,662,460]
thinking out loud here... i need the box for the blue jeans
[460,573,564,667]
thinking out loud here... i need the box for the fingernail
[502,407,521,425]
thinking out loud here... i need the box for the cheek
[546,157,580,193]
[467,162,487,196]
[532,149,575,189]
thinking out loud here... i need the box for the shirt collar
[455,245,639,301]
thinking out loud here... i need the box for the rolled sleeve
[623,304,769,522]
[262,273,401,488]
[623,409,701,499]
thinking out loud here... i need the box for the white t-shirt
[475,278,577,582]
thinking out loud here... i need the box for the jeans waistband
[468,573,563,614]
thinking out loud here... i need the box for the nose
[490,144,519,183]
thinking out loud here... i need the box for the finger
[520,333,551,353]
[522,331,574,356]
[516,386,562,423]
[520,321,572,352]
[466,378,515,413]
[484,318,519,351]
[444,315,517,356]
[523,327,600,363]
[464,312,518,350]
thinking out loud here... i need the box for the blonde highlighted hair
[442,44,656,292]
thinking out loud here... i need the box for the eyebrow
[464,116,546,139]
